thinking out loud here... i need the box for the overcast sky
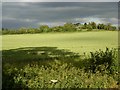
[2,0,120,2]
[2,2,118,29]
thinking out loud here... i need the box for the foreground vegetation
[2,47,119,89]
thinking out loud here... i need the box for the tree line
[2,22,118,34]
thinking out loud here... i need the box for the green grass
[2,31,118,54]
[2,31,119,89]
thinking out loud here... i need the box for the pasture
[2,31,118,54]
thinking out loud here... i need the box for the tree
[87,25,93,31]
[39,25,49,32]
[83,23,87,29]
[106,23,112,30]
[74,23,81,26]
[19,27,27,34]
[51,26,61,32]
[110,26,116,31]
[97,24,105,30]
[89,22,97,29]
[63,23,76,32]
[119,26,120,30]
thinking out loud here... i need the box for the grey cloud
[2,0,120,2]
[0,3,2,29]
[2,18,38,28]
[2,2,118,28]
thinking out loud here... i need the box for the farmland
[2,31,119,89]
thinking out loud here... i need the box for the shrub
[11,60,118,88]
[85,48,118,74]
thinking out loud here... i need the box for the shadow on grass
[2,46,118,73]
[2,47,85,89]
[2,47,82,67]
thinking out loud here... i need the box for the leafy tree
[83,23,87,29]
[51,26,60,32]
[111,26,116,30]
[118,26,120,30]
[89,22,97,29]
[28,28,36,34]
[63,23,76,32]
[87,25,93,31]
[97,24,105,29]
[19,27,28,34]
[39,25,49,32]
[74,23,81,26]
[107,23,111,30]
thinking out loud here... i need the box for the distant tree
[2,22,117,35]
[2,28,4,30]
[89,22,97,29]
[28,28,36,34]
[97,24,105,30]
[119,26,120,30]
[74,23,81,26]
[18,27,27,34]
[76,25,83,31]
[39,25,49,32]
[83,23,87,29]
[105,23,112,30]
[63,23,76,32]
[51,26,60,32]
[57,26,64,32]
[87,25,93,31]
[2,28,8,31]
[110,26,117,31]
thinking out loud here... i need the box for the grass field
[2,31,118,54]
[2,31,119,88]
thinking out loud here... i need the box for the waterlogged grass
[2,31,118,54]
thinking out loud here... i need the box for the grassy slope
[2,31,118,54]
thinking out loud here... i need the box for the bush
[85,48,118,74]
[11,60,118,88]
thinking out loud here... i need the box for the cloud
[37,21,66,27]
[2,17,38,28]
[2,2,118,28]
[3,17,37,22]
[2,0,120,2]
[0,3,2,29]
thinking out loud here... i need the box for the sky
[0,3,1,29]
[2,2,118,29]
[2,0,120,2]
